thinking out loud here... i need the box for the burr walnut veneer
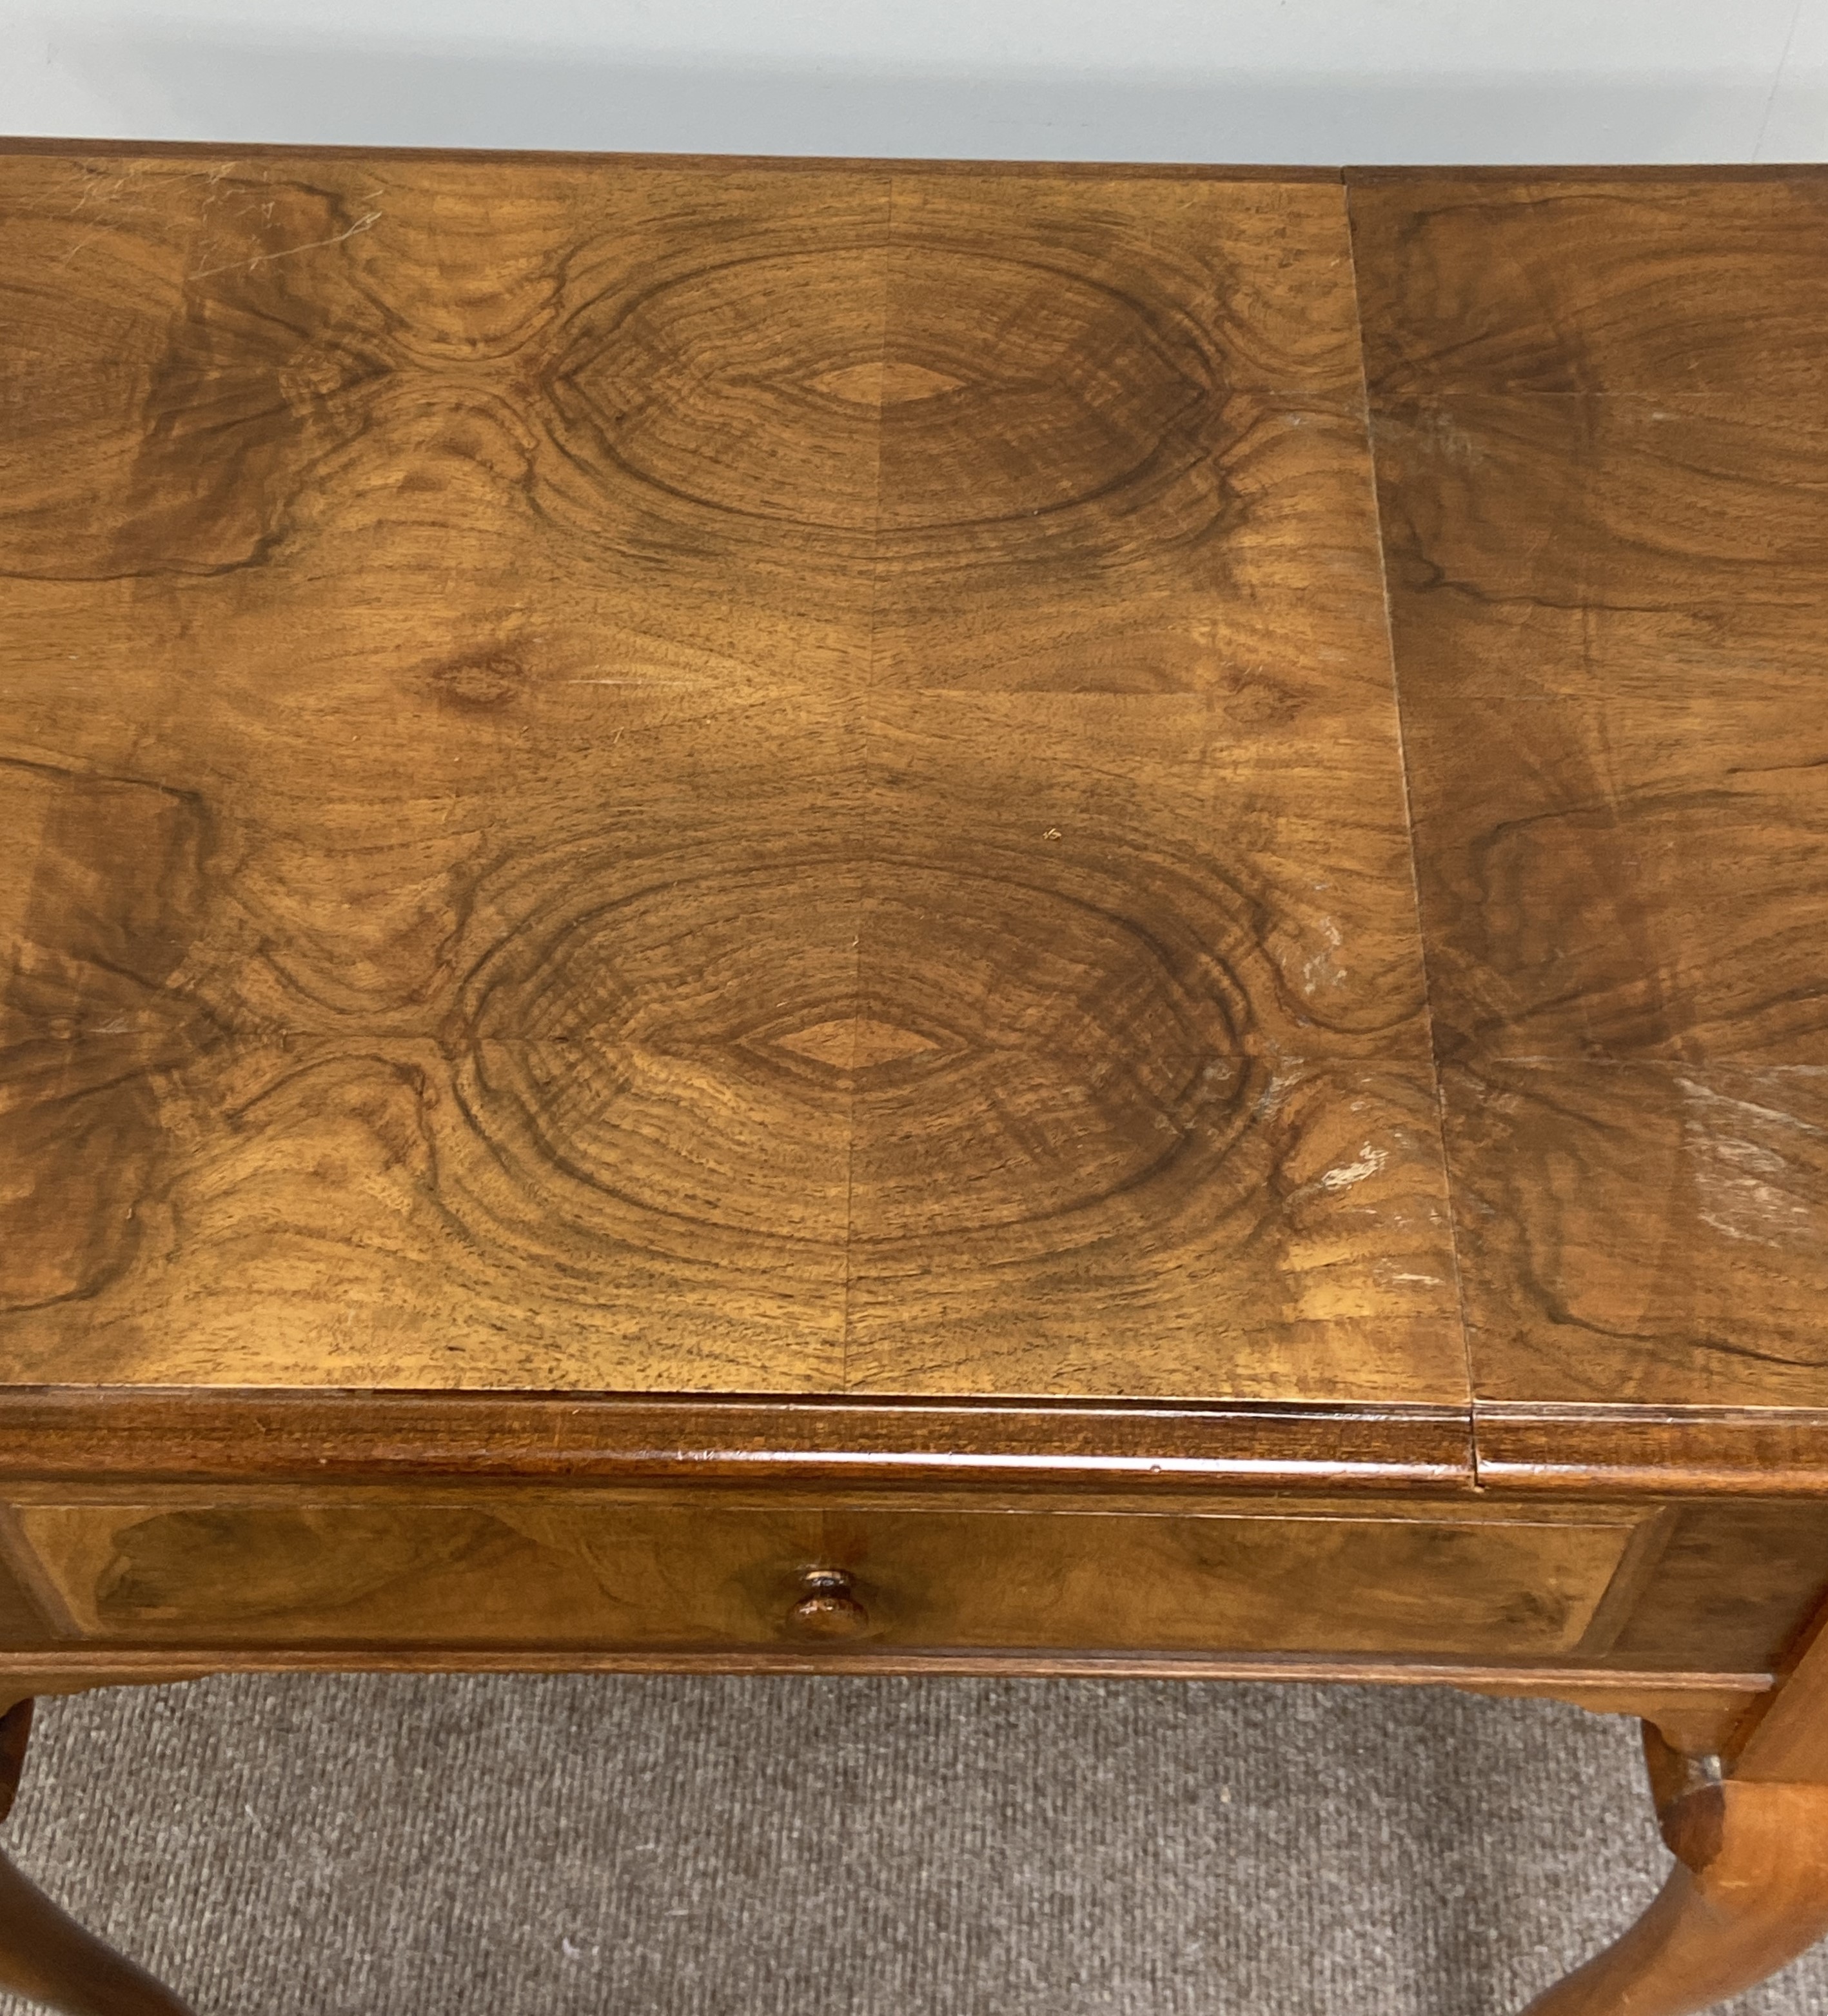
[2,143,1827,2014]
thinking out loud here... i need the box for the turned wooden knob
[787,1568,868,1639]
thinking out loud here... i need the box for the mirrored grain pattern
[0,1033,852,1391]
[0,150,1454,1403]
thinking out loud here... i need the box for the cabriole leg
[0,1699,194,2016]
[1521,1724,1828,2015]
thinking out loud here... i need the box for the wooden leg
[1521,1724,1828,2015]
[0,1701,195,2016]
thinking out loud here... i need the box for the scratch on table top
[1676,1076,1825,1136]
[190,209,381,282]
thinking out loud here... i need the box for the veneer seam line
[1342,172,1479,1438]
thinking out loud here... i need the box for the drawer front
[2,1499,1638,1659]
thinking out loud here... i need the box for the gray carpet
[3,1675,1826,2015]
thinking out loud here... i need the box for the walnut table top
[5,149,1823,1494]
[2,142,1827,2016]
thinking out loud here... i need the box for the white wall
[3,0,1825,163]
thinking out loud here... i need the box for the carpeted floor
[3,1674,1825,2015]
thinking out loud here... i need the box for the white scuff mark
[1388,1272,1446,1287]
[1412,407,1483,465]
[1696,1178,1812,1246]
[1320,1142,1387,1192]
[1302,916,1348,993]
[1255,1072,1297,1119]
[1707,1135,1789,1178]
[189,209,381,281]
[1679,1078,1819,1250]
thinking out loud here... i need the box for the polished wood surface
[0,148,1457,1406]
[1354,177,1828,2011]
[0,1388,1475,1494]
[3,1495,1642,1657]
[1730,1590,1828,1784]
[1353,173,1828,1422]
[1350,173,1828,397]
[1,152,1821,1447]
[1597,1502,1828,1677]
[3,146,1828,2016]
[4,146,1825,1446]
[1473,1408,1828,1499]
[1,1478,1822,1718]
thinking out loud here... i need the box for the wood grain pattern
[0,1536,48,1648]
[1401,695,1828,1065]
[1442,1062,1828,1410]
[867,173,1373,698]
[10,1387,1828,1501]
[1368,398,1828,706]
[6,1478,1816,1675]
[1596,1503,1828,1678]
[0,1389,1474,1493]
[3,150,1828,1714]
[0,147,1463,1406]
[7,1497,1640,1659]
[1350,175,1828,397]
[1475,1408,1828,1497]
[841,695,1453,1396]
[1355,172,1828,1421]
[1732,1592,1828,1784]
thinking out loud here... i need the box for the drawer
[1,1498,1640,1659]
